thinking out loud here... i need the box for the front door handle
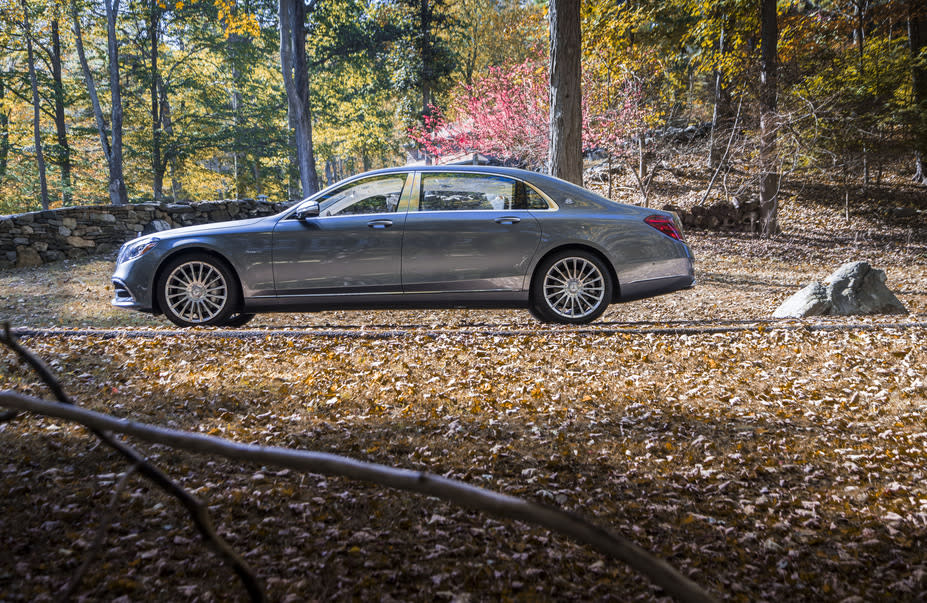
[368,219,393,229]
[494,216,521,225]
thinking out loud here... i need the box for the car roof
[354,165,618,210]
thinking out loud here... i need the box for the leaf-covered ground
[1,186,926,601]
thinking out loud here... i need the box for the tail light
[644,214,684,241]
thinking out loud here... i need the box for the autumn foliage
[408,55,646,169]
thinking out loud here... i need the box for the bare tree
[758,0,779,236]
[69,0,129,206]
[548,0,582,185]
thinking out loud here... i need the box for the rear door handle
[367,219,393,229]
[494,216,521,225]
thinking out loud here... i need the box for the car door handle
[494,216,521,225]
[367,219,393,229]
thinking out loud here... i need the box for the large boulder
[773,262,908,318]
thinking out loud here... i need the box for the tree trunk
[106,0,128,205]
[420,0,433,115]
[909,2,927,185]
[229,34,243,199]
[160,82,182,201]
[150,2,164,201]
[22,0,50,210]
[49,17,73,205]
[253,158,262,197]
[758,0,779,236]
[0,76,9,183]
[548,0,582,185]
[71,0,129,206]
[70,0,127,205]
[279,0,319,198]
[708,27,732,170]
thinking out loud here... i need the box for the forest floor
[1,165,926,601]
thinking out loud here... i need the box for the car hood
[156,216,267,238]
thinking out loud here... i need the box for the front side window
[317,174,406,217]
[420,173,516,211]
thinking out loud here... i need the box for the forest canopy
[0,0,924,215]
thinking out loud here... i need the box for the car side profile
[112,166,694,326]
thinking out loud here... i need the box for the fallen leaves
[1,321,926,600]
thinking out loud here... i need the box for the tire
[225,313,256,327]
[157,254,240,327]
[530,250,613,324]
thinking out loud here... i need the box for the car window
[420,173,515,211]
[524,185,552,210]
[318,174,406,217]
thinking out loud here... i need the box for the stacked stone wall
[662,201,763,232]
[0,199,290,269]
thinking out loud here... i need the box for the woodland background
[0,0,925,218]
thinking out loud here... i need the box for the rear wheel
[157,255,239,327]
[530,250,612,324]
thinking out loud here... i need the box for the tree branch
[0,326,265,603]
[0,389,717,603]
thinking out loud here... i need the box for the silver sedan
[112,166,694,326]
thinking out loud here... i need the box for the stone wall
[662,200,762,232]
[0,199,291,269]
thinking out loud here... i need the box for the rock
[773,262,907,318]
[773,282,830,318]
[142,219,172,235]
[66,236,96,248]
[15,247,43,268]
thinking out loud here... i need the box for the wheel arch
[151,246,244,315]
[530,244,620,303]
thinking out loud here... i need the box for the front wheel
[157,255,240,327]
[530,250,613,324]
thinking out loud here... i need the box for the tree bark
[279,0,319,197]
[909,1,927,185]
[548,0,583,185]
[708,27,732,170]
[0,76,9,183]
[758,0,779,236]
[49,16,73,205]
[420,0,434,115]
[150,2,164,201]
[21,0,50,210]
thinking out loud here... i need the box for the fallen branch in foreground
[0,390,717,603]
[0,325,265,603]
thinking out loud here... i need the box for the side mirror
[295,201,320,220]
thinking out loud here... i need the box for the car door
[402,171,541,293]
[272,172,411,296]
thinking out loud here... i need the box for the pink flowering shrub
[409,55,645,169]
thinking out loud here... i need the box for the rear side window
[420,173,516,211]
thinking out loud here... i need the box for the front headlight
[117,237,159,264]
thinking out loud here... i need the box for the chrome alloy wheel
[164,261,229,324]
[542,256,606,319]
